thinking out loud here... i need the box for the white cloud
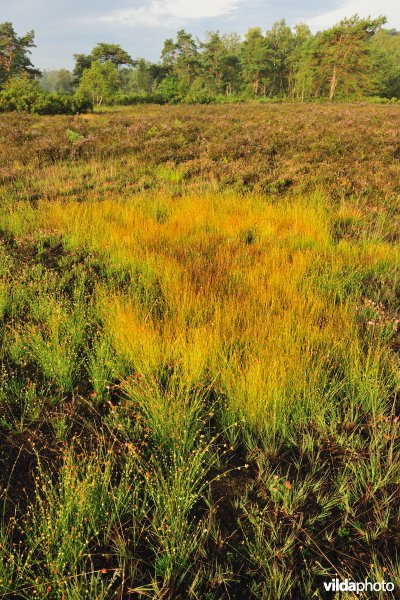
[306,0,400,31]
[99,0,243,27]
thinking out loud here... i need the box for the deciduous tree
[77,60,119,106]
[73,43,134,85]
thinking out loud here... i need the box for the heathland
[0,103,399,598]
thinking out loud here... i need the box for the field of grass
[0,103,399,599]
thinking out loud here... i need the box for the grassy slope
[0,104,399,598]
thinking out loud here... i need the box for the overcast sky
[2,0,399,70]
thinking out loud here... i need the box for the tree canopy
[0,22,40,86]
[77,60,119,106]
[152,16,393,102]
[309,15,387,99]
[3,16,400,107]
[73,43,134,84]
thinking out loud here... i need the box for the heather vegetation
[0,103,399,598]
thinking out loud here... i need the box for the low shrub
[0,75,92,114]
[184,90,215,104]
[111,92,166,105]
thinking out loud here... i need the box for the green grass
[0,103,399,598]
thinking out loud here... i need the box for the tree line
[1,15,400,111]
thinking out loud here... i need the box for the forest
[1,15,400,113]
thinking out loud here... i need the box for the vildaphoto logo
[323,578,395,594]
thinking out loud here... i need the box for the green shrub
[157,75,182,103]
[361,95,399,104]
[0,75,92,114]
[184,90,215,104]
[111,92,166,105]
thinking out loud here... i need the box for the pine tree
[0,22,40,87]
[312,15,387,100]
[240,28,271,96]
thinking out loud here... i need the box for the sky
[2,0,399,70]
